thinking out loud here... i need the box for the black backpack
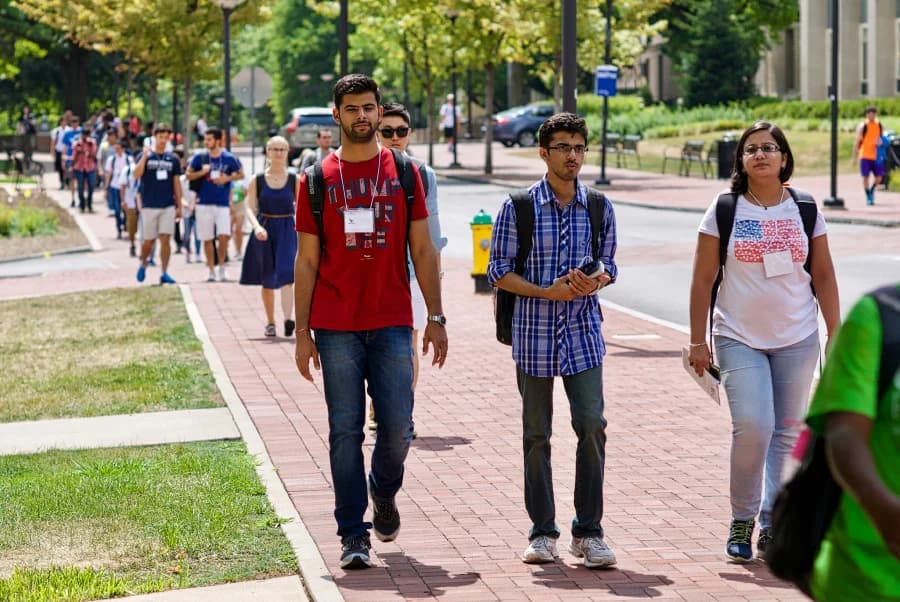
[304,148,418,251]
[766,284,900,594]
[189,151,209,194]
[710,187,818,334]
[495,188,607,346]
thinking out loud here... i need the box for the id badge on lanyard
[155,168,168,181]
[762,250,793,278]
[344,208,375,233]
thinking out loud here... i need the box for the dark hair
[538,112,588,148]
[205,127,222,140]
[381,102,411,125]
[153,122,171,134]
[730,121,794,194]
[316,128,333,138]
[866,105,878,114]
[333,74,380,109]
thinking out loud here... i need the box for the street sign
[232,66,272,108]
[595,65,618,97]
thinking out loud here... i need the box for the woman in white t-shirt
[687,121,840,563]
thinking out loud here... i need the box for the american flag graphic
[733,219,806,263]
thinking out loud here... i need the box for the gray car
[279,107,340,162]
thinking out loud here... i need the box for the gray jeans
[517,365,608,541]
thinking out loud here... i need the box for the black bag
[494,189,606,345]
[766,284,900,593]
[189,152,209,193]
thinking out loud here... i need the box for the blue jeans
[315,327,414,540]
[108,187,123,234]
[75,170,96,212]
[518,365,607,541]
[715,331,819,529]
[181,216,199,254]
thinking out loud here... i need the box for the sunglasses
[379,126,410,138]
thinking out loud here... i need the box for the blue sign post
[595,65,618,97]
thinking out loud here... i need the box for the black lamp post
[823,0,844,208]
[446,10,462,168]
[212,0,245,151]
[595,0,613,186]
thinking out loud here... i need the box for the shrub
[9,206,59,237]
[0,205,12,237]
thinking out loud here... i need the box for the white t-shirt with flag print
[698,191,827,350]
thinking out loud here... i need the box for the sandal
[264,323,276,337]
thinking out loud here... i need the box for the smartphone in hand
[577,257,605,279]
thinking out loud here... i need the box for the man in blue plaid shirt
[487,112,619,569]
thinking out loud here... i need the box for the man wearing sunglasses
[367,102,448,436]
[488,112,619,569]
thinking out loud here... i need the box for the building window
[861,24,869,95]
[861,1,867,23]
[896,19,900,91]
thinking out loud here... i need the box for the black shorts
[443,126,454,138]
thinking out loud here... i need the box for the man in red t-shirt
[72,130,99,213]
[294,74,448,570]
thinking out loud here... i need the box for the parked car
[279,107,339,162]
[491,104,555,147]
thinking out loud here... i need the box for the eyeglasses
[743,143,781,156]
[267,147,288,152]
[379,126,410,138]
[547,144,587,155]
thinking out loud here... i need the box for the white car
[279,107,340,162]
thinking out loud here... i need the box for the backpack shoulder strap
[509,190,534,276]
[287,173,297,202]
[786,187,818,276]
[585,188,606,260]
[872,285,900,401]
[304,161,325,249]
[390,148,416,210]
[709,192,739,345]
[255,173,265,200]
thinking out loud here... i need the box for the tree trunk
[484,63,494,175]
[149,77,159,124]
[182,76,194,145]
[61,42,89,120]
[126,69,135,117]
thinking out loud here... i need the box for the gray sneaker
[569,536,617,568]
[522,535,558,564]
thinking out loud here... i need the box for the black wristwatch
[427,314,447,326]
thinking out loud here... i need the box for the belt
[260,213,293,218]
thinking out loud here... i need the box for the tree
[659,0,798,106]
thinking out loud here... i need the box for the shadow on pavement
[334,552,480,597]
[531,563,675,597]
[410,435,473,452]
[719,561,795,589]
[605,341,684,359]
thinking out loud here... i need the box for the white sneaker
[522,535,558,564]
[207,269,216,282]
[218,266,229,281]
[569,536,617,568]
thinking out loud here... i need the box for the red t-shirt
[296,147,428,331]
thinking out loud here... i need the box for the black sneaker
[284,319,296,337]
[726,518,755,562]
[757,527,772,559]
[340,534,371,570]
[371,491,400,542]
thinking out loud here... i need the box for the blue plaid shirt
[487,178,618,377]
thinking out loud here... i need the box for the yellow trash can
[470,210,492,293]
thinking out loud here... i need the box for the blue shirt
[487,178,618,377]
[137,151,181,208]
[189,150,242,206]
[62,127,81,157]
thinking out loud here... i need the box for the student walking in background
[240,136,299,338]
[688,121,840,562]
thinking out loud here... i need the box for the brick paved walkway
[4,166,816,600]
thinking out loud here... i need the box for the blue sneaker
[160,272,176,285]
[726,518,754,562]
[136,265,146,282]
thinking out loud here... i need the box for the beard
[340,119,377,143]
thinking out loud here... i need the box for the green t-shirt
[807,289,900,601]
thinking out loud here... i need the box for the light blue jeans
[715,330,819,529]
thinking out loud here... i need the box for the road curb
[179,284,341,602]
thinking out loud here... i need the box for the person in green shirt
[806,284,900,600]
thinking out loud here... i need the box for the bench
[662,139,708,178]
[602,132,621,162]
[0,134,44,190]
[618,134,641,168]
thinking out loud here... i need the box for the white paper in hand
[682,347,721,405]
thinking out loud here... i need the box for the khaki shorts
[195,204,231,241]
[141,206,175,240]
[125,208,138,237]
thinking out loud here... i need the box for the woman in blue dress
[240,135,300,337]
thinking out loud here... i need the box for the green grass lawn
[0,287,224,422]
[0,441,297,601]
